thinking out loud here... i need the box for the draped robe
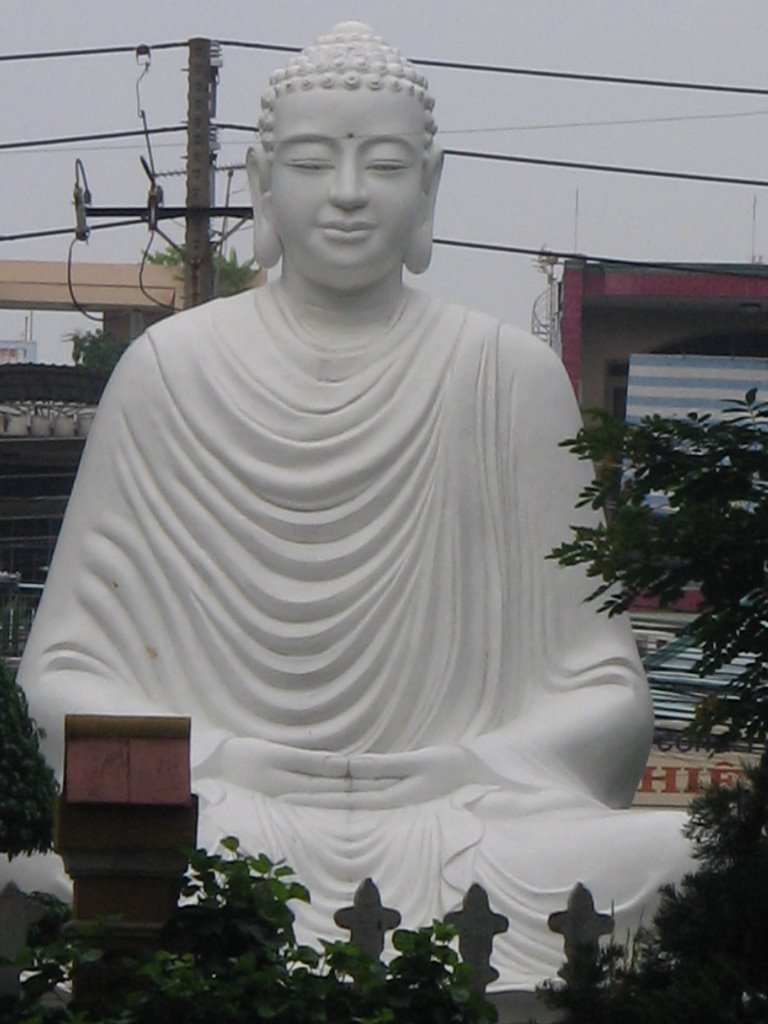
[18,286,689,989]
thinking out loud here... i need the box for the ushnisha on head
[247,22,444,284]
[258,21,438,156]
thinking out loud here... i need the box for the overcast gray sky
[4,0,768,361]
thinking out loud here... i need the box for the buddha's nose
[330,157,368,209]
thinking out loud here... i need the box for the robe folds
[18,285,689,989]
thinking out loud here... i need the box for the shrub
[12,839,496,1024]
[0,660,57,858]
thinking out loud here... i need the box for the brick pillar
[55,715,198,1007]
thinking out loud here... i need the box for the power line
[215,122,255,136]
[196,107,768,139]
[0,220,145,243]
[8,105,765,161]
[0,41,185,62]
[433,240,768,279]
[4,212,767,286]
[414,57,768,99]
[9,121,765,191]
[0,125,184,154]
[5,111,765,173]
[219,38,768,98]
[3,35,766,100]
[2,140,191,160]
[217,39,301,57]
[205,128,768,190]
[439,107,768,135]
[445,147,768,190]
[2,208,763,282]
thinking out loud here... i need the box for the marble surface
[13,23,691,990]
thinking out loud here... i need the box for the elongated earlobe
[253,201,283,269]
[404,218,433,275]
[246,146,283,269]
[404,148,444,275]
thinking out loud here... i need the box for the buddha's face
[257,87,438,296]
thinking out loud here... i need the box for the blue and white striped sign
[626,354,768,424]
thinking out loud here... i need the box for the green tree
[542,389,768,1022]
[550,389,768,743]
[148,245,259,298]
[0,659,57,857]
[540,756,768,1024]
[68,329,130,376]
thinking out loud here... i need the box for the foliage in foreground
[546,388,768,1020]
[0,659,57,858]
[550,389,768,742]
[8,839,495,1024]
[540,752,768,1023]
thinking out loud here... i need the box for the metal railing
[1,582,43,662]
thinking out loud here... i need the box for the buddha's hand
[215,739,493,809]
[218,736,349,799]
[345,745,493,809]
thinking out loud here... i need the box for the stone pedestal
[55,715,197,1005]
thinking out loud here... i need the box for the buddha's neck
[276,263,407,347]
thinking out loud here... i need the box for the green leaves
[12,840,495,1024]
[147,245,260,298]
[0,660,57,858]
[550,391,768,743]
[67,329,130,376]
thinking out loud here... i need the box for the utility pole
[184,38,220,308]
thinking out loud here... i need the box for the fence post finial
[548,881,614,980]
[334,878,401,959]
[444,882,509,993]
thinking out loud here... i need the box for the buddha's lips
[320,221,375,233]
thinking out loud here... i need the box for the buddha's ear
[246,145,283,269]
[404,146,444,275]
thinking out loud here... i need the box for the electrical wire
[217,169,236,260]
[170,130,768,191]
[443,147,768,189]
[135,44,163,191]
[218,38,768,98]
[7,210,768,290]
[3,36,765,102]
[155,161,245,179]
[6,107,768,162]
[436,108,768,135]
[2,36,766,108]
[15,121,766,191]
[66,237,103,322]
[132,38,174,312]
[7,124,766,193]
[0,41,185,62]
[138,230,178,311]
[0,219,145,243]
[1,139,187,158]
[414,57,768,98]
[0,126,184,153]
[2,111,765,194]
[5,37,768,286]
[431,239,768,279]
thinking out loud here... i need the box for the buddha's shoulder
[100,292,257,410]
[434,297,567,380]
[140,290,256,357]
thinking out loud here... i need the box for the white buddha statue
[16,23,689,991]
